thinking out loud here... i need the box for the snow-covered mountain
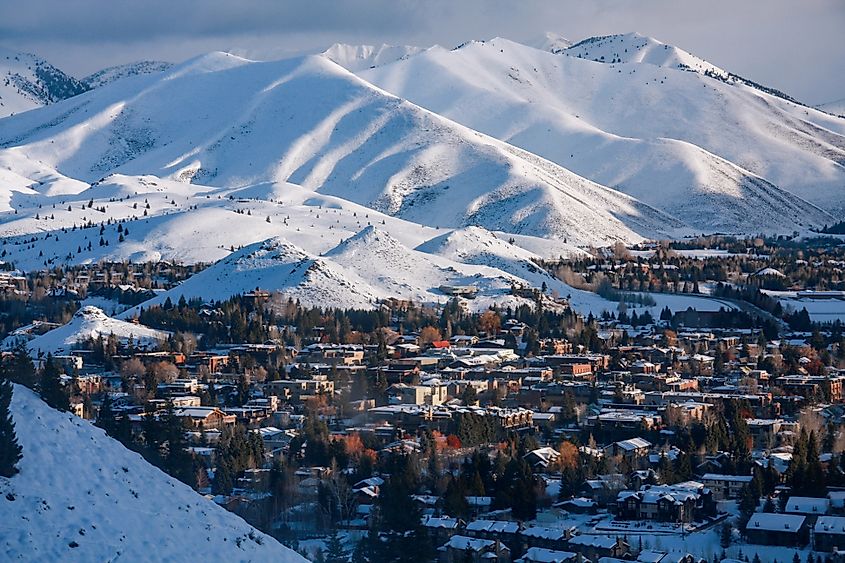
[564,32,728,78]
[358,35,844,226]
[82,60,173,89]
[323,43,424,72]
[524,31,572,54]
[8,306,169,355]
[0,51,685,245]
[819,98,845,117]
[121,225,558,313]
[0,48,87,118]
[0,384,306,562]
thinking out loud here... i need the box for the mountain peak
[564,32,728,77]
[523,31,573,54]
[322,43,424,72]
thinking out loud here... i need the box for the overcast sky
[1,0,843,105]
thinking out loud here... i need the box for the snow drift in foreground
[0,384,306,562]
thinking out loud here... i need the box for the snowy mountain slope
[121,226,544,313]
[0,173,440,270]
[819,98,845,117]
[564,32,728,78]
[524,32,572,54]
[81,60,174,89]
[359,36,845,222]
[322,43,424,72]
[0,47,87,118]
[8,306,169,355]
[0,384,306,562]
[0,52,685,245]
[416,226,572,292]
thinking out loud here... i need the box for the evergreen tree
[39,355,69,411]
[324,529,347,563]
[94,394,131,445]
[212,458,234,495]
[0,378,23,477]
[720,521,732,548]
[1,342,37,388]
[443,476,469,518]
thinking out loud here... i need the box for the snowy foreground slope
[6,306,169,355]
[0,385,306,562]
[358,35,845,224]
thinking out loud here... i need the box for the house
[465,519,520,542]
[515,547,578,563]
[580,474,627,507]
[814,515,845,552]
[603,438,652,461]
[422,516,464,544]
[784,496,830,523]
[523,447,561,470]
[520,526,573,551]
[352,476,384,504]
[745,513,808,547]
[438,535,510,563]
[173,406,236,429]
[566,535,629,560]
[700,473,753,500]
[615,482,715,523]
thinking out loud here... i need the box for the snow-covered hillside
[359,36,844,226]
[323,43,424,72]
[564,32,728,78]
[82,60,173,89]
[524,32,572,54]
[0,48,87,118]
[0,384,306,562]
[121,226,552,313]
[0,52,685,245]
[7,306,168,355]
[819,98,845,117]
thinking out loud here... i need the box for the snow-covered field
[0,384,306,562]
[764,291,845,323]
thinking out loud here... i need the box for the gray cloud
[1,0,843,105]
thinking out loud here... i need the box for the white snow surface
[0,47,87,118]
[0,384,306,562]
[322,43,424,72]
[121,225,555,314]
[14,306,168,355]
[523,32,572,54]
[0,51,687,246]
[81,60,174,89]
[564,32,729,77]
[359,35,844,227]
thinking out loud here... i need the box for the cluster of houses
[9,274,845,562]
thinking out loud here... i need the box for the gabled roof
[746,512,806,532]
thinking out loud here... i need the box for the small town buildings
[515,547,578,563]
[438,535,510,563]
[814,515,845,552]
[700,473,753,500]
[745,513,808,547]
